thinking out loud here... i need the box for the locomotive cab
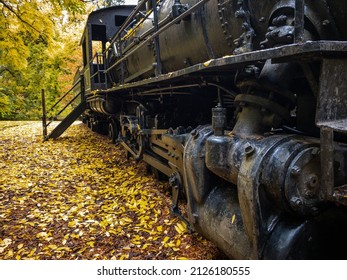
[79,5,136,94]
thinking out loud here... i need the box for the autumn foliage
[0,121,222,259]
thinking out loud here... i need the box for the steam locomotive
[74,0,347,259]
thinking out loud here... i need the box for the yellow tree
[0,0,85,119]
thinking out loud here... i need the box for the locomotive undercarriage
[82,41,347,259]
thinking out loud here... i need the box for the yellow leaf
[2,238,12,247]
[231,214,236,224]
[17,243,24,250]
[7,249,13,258]
[28,248,37,258]
[78,247,87,254]
[100,220,109,227]
[123,217,132,223]
[36,232,47,238]
[203,59,213,67]
[68,221,76,227]
[175,222,187,234]
[87,241,95,248]
[119,254,129,260]
[156,225,163,232]
[55,247,71,252]
[71,233,80,239]
[48,244,57,250]
[162,236,170,244]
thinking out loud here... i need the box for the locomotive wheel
[134,134,144,161]
[108,121,118,143]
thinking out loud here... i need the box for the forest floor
[0,121,223,260]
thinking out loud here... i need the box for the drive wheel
[108,121,118,143]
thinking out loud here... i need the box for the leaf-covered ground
[0,121,223,260]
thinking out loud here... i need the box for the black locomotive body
[75,0,347,259]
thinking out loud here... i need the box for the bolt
[169,176,177,187]
[290,166,301,177]
[290,197,302,209]
[244,144,255,156]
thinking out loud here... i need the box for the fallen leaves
[0,121,223,260]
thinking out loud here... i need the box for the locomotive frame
[43,0,347,259]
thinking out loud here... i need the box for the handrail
[42,73,85,139]
[104,0,211,75]
[90,52,107,86]
[46,77,81,115]
[121,15,171,55]
[108,0,148,50]
[45,91,82,127]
